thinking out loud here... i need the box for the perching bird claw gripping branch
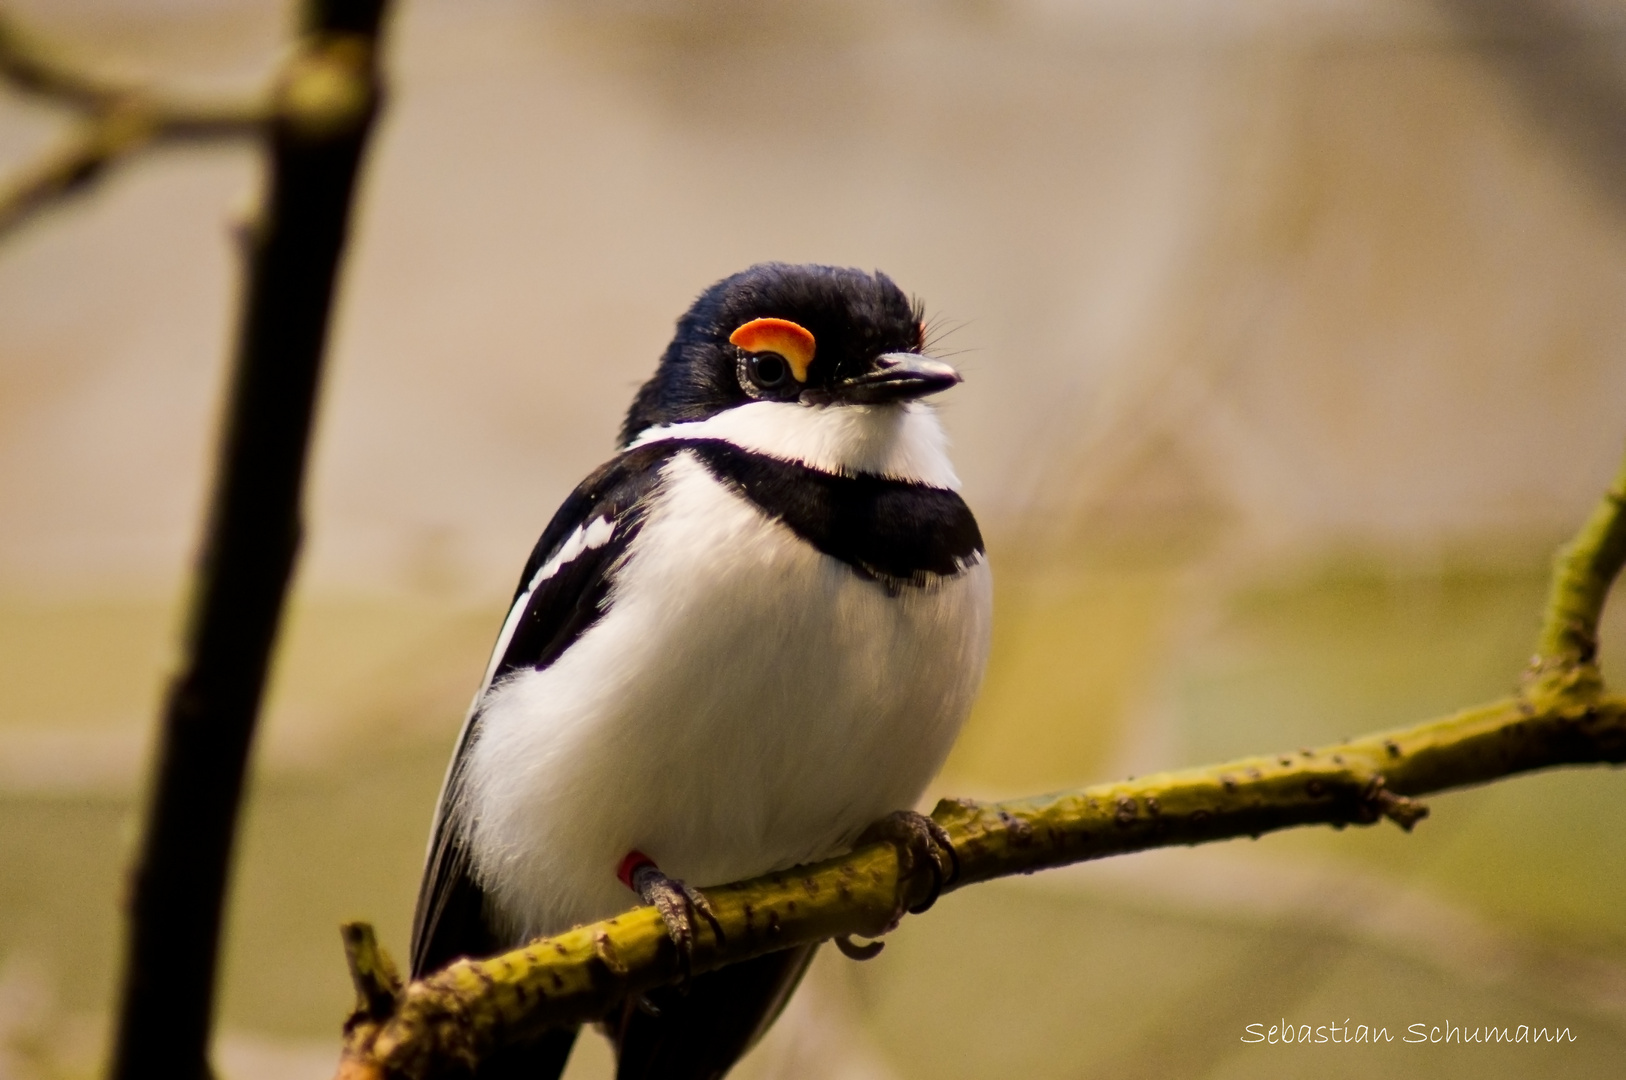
[334,447,1626,1080]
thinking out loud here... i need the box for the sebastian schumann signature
[1241,1020,1577,1045]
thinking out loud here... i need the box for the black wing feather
[409,442,681,979]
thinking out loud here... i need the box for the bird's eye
[730,318,815,394]
[746,352,791,391]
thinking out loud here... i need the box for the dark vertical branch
[110,3,390,1079]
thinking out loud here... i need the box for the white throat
[627,401,960,489]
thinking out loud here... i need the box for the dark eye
[746,352,790,391]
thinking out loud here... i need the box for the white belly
[457,450,993,941]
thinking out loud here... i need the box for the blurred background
[3,0,1626,1076]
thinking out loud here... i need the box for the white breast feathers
[454,450,992,941]
[629,399,960,488]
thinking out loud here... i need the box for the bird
[409,262,993,1080]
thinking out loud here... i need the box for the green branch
[335,445,1626,1080]
[1537,459,1626,674]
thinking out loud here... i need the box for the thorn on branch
[1360,779,1430,832]
[341,922,401,1026]
[593,929,628,977]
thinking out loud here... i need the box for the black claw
[919,815,961,891]
[858,809,959,922]
[683,878,727,947]
[834,934,885,961]
[627,860,723,979]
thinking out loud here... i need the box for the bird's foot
[617,851,724,977]
[857,809,960,926]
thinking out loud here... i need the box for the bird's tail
[613,944,819,1080]
[471,1026,579,1080]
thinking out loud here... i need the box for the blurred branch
[109,3,390,1080]
[0,11,268,238]
[1435,0,1626,211]
[336,445,1626,1080]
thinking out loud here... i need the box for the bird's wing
[409,442,680,979]
[613,943,820,1080]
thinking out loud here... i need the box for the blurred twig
[1436,0,1626,211]
[0,12,268,238]
[335,446,1626,1080]
[109,3,391,1079]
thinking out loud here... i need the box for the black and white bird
[410,263,993,1080]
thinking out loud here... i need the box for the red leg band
[617,850,656,891]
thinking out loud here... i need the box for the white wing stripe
[475,516,615,701]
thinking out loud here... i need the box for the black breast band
[673,438,984,588]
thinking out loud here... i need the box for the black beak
[818,353,963,405]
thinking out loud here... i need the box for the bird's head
[619,263,960,446]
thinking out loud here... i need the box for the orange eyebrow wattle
[728,318,816,383]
